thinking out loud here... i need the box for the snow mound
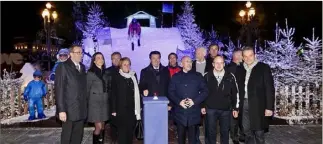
[1,106,56,125]
[83,27,185,78]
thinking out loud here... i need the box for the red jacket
[167,66,181,78]
[128,22,141,36]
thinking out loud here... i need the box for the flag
[162,3,174,13]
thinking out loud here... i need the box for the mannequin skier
[128,18,141,51]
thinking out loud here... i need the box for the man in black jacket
[106,51,121,144]
[139,51,170,97]
[106,52,121,74]
[202,56,239,144]
[55,45,87,144]
[240,47,275,144]
[225,49,245,144]
[205,44,220,72]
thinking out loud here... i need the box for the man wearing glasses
[55,45,87,144]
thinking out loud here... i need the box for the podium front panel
[143,96,169,144]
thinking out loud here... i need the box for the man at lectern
[168,56,208,144]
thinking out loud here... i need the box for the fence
[1,82,322,124]
[0,83,55,120]
[275,84,322,124]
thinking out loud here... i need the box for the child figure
[23,70,47,120]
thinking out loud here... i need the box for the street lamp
[238,1,256,46]
[41,2,58,71]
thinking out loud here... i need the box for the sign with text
[1,53,24,65]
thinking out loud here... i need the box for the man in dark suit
[240,47,275,144]
[225,49,245,144]
[168,56,208,144]
[55,45,87,144]
[139,51,170,97]
[106,51,121,144]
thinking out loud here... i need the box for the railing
[275,84,322,124]
[1,82,322,125]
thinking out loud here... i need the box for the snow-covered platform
[1,125,321,144]
[83,27,186,78]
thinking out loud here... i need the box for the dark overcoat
[139,64,170,97]
[55,58,87,121]
[239,62,275,130]
[111,72,140,126]
[168,70,208,126]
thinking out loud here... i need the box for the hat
[33,70,42,77]
[57,48,70,60]
[58,48,69,55]
[132,18,137,23]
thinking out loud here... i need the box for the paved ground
[1,125,321,144]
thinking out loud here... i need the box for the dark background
[1,1,322,52]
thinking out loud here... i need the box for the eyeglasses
[72,51,83,55]
[59,54,68,57]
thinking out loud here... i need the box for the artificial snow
[19,63,35,92]
[0,106,56,125]
[83,27,185,78]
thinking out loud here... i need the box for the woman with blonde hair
[111,57,141,144]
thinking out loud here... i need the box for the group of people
[54,44,275,144]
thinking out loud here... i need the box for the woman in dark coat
[111,57,142,144]
[87,52,112,144]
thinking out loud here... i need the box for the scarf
[119,69,141,120]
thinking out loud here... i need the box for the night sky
[1,1,322,52]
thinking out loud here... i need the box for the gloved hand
[24,95,28,101]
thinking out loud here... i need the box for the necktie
[76,64,80,72]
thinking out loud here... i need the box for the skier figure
[49,48,69,82]
[23,70,47,120]
[128,18,141,51]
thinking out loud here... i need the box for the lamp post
[238,1,256,46]
[42,2,58,71]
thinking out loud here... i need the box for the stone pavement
[1,125,321,144]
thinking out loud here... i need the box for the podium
[143,96,169,144]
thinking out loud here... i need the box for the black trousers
[110,117,118,142]
[117,114,136,144]
[242,99,265,144]
[205,108,231,144]
[230,115,245,141]
[177,123,198,144]
[61,120,85,144]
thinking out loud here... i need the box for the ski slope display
[83,27,185,78]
